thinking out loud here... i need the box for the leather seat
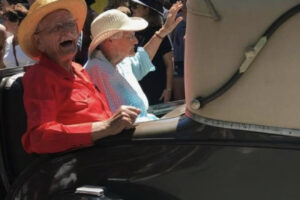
[0,68,37,189]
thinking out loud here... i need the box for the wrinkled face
[33,10,79,63]
[111,31,138,58]
[119,31,138,58]
[130,2,148,18]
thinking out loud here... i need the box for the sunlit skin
[117,6,131,16]
[101,31,138,67]
[33,9,79,72]
[115,32,138,57]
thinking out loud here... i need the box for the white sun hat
[88,9,148,57]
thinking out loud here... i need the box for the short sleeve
[158,35,173,56]
[119,47,155,81]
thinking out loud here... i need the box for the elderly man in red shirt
[18,0,140,154]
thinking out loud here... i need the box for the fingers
[170,1,183,15]
[159,90,172,102]
[116,112,134,128]
[159,95,164,101]
[163,1,184,33]
[159,91,165,101]
[113,105,140,117]
[112,105,141,127]
[174,16,184,27]
[122,105,141,115]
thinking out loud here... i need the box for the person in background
[117,5,131,16]
[18,0,140,154]
[1,0,9,12]
[2,3,35,68]
[1,0,29,9]
[103,0,131,16]
[131,0,174,105]
[26,0,36,6]
[0,24,7,68]
[103,0,129,11]
[172,0,186,100]
[85,2,182,122]
[74,0,98,65]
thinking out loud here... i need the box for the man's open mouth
[59,39,77,54]
[60,40,74,47]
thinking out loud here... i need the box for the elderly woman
[2,3,35,68]
[84,2,183,122]
[18,0,140,154]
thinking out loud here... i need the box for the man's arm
[22,69,140,154]
[23,102,140,154]
[91,106,140,141]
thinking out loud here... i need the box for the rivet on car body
[191,99,201,110]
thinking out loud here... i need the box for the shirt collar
[39,54,79,80]
[92,50,110,63]
[92,50,117,71]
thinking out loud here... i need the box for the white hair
[98,31,124,50]
[109,31,123,40]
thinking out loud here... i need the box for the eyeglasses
[123,32,136,41]
[35,19,78,34]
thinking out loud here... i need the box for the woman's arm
[143,1,183,60]
[160,51,174,103]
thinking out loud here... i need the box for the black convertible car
[2,0,300,199]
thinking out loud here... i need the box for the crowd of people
[0,0,187,154]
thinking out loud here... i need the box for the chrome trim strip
[186,109,300,138]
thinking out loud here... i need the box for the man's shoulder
[23,63,55,83]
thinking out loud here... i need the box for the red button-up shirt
[22,55,112,154]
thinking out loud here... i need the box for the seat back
[0,68,37,190]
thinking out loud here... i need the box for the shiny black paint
[6,116,300,200]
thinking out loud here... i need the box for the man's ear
[33,34,44,52]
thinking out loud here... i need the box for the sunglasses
[3,12,19,23]
[129,2,140,9]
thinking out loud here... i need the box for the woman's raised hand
[160,1,184,37]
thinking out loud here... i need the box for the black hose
[194,3,300,109]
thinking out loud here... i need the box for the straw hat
[18,0,87,61]
[88,9,148,57]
